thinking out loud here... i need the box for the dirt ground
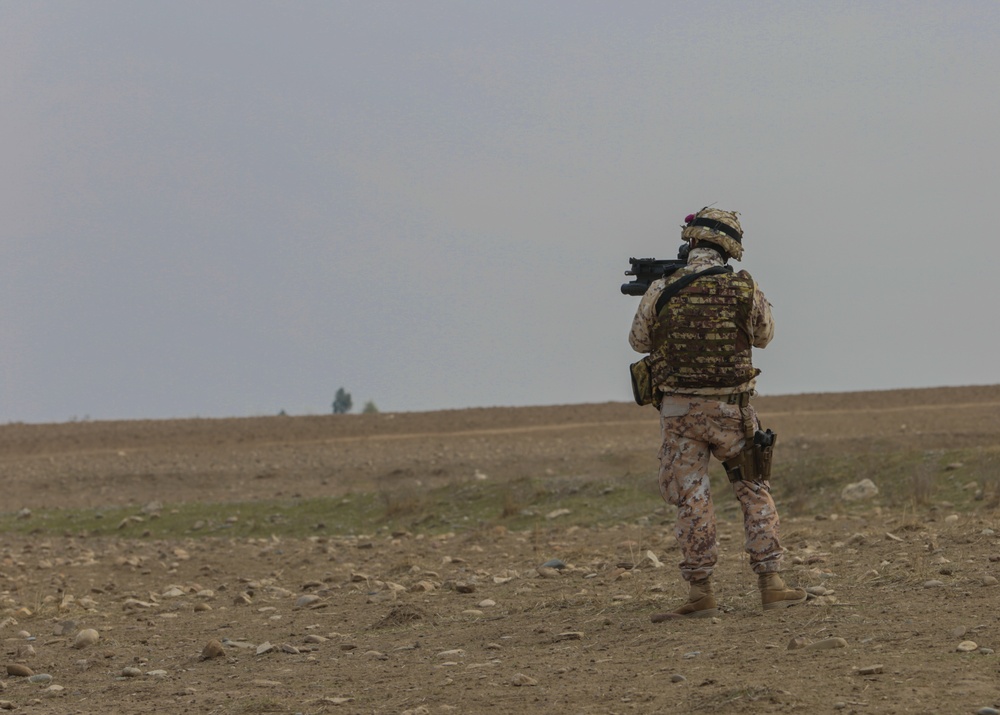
[2,385,1000,714]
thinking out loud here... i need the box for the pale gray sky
[2,1,998,423]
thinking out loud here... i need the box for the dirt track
[1,385,1000,713]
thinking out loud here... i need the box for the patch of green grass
[0,472,660,540]
[2,447,997,539]
[773,446,1000,516]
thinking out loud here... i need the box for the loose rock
[804,637,848,651]
[856,665,883,675]
[841,479,879,501]
[201,639,225,660]
[73,629,100,649]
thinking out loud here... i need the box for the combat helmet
[681,207,744,261]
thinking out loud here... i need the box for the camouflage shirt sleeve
[750,280,774,349]
[628,277,667,353]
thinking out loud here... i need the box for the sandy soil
[1,385,1000,714]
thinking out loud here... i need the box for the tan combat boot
[651,578,720,622]
[758,573,807,610]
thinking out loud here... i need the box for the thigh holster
[724,428,777,483]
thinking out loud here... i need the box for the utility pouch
[629,356,660,408]
[724,428,777,483]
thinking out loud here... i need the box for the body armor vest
[649,268,759,390]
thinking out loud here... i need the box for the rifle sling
[654,265,733,315]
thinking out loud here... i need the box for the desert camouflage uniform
[630,247,783,582]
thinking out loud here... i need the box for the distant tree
[362,400,379,414]
[332,387,353,414]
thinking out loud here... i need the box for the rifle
[620,244,691,295]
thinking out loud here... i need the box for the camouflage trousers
[657,395,784,582]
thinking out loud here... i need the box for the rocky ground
[1,386,1000,714]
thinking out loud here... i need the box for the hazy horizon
[3,2,998,423]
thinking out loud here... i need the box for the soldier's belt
[670,391,751,406]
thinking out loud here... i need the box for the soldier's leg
[709,402,805,609]
[658,409,716,583]
[707,403,784,573]
[731,480,783,573]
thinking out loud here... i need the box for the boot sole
[762,596,807,611]
[651,608,720,622]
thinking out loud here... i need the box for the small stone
[841,479,878,501]
[201,639,225,660]
[146,669,168,678]
[6,664,33,677]
[982,576,998,586]
[281,643,300,654]
[670,674,686,683]
[454,582,476,593]
[295,595,322,609]
[42,684,65,697]
[0,701,13,710]
[944,514,959,525]
[923,580,945,588]
[957,640,978,652]
[541,559,567,570]
[856,665,883,675]
[951,626,968,638]
[787,637,810,650]
[28,673,52,685]
[976,707,1000,715]
[478,599,496,608]
[639,550,664,569]
[255,642,274,655]
[73,629,100,649]
[251,679,282,687]
[511,673,538,686]
[554,632,584,641]
[804,637,848,651]
[122,667,142,677]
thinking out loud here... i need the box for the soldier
[628,207,806,619]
